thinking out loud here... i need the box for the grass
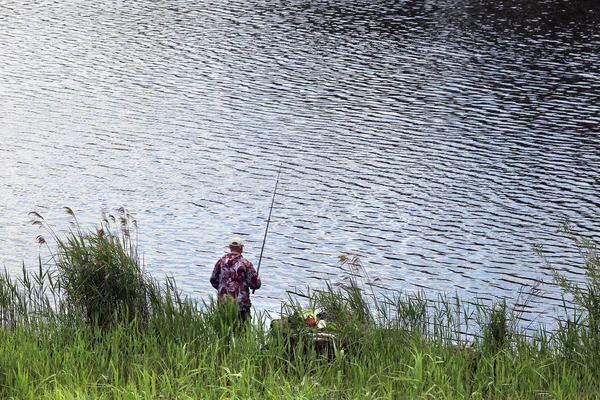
[0,210,599,398]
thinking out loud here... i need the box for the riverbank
[1,212,599,398]
[2,269,600,399]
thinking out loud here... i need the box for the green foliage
[535,220,600,364]
[31,208,160,330]
[477,299,511,354]
[2,213,600,397]
[1,263,600,399]
[380,290,429,335]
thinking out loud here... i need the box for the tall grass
[535,220,600,368]
[30,207,161,330]
[0,213,599,398]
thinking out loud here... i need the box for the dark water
[1,0,599,326]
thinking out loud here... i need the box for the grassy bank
[1,211,599,398]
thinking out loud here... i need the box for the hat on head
[229,237,244,247]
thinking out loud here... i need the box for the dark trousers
[239,309,251,323]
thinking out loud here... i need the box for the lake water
[1,0,599,328]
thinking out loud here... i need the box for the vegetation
[535,220,600,371]
[0,210,599,398]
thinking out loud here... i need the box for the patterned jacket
[210,252,261,311]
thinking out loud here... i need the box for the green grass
[1,271,600,399]
[1,211,599,398]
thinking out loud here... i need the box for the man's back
[211,250,261,311]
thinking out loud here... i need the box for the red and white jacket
[210,252,261,311]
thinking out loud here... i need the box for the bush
[31,207,161,330]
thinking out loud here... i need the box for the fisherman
[210,237,261,324]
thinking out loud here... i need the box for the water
[1,0,599,327]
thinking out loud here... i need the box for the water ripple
[0,0,599,328]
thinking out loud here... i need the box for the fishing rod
[253,164,282,294]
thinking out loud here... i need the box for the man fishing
[210,237,261,323]
[210,164,280,326]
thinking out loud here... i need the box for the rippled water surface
[1,0,599,325]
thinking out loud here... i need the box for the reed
[1,215,599,398]
[535,220,600,367]
[30,208,162,330]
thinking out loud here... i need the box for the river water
[1,0,599,328]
